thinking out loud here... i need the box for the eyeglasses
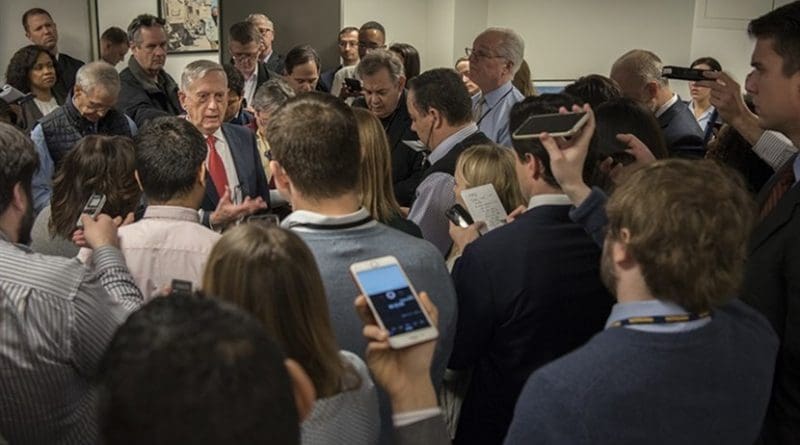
[465,47,504,60]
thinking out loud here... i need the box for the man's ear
[197,163,207,188]
[612,228,636,269]
[270,160,292,196]
[397,75,406,92]
[429,107,443,130]
[284,359,316,422]
[644,81,658,101]
[133,170,144,192]
[178,90,188,110]
[11,183,27,213]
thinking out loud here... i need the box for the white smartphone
[512,111,589,140]
[350,256,438,349]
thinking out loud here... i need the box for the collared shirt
[0,231,142,443]
[472,81,524,147]
[243,64,258,107]
[527,193,572,210]
[262,50,273,65]
[655,94,679,118]
[117,205,221,300]
[30,115,138,214]
[751,130,798,172]
[282,207,377,232]
[605,299,711,333]
[409,124,479,255]
[207,126,242,197]
[687,100,716,132]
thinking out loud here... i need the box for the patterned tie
[206,134,229,199]
[473,95,486,123]
[760,158,796,220]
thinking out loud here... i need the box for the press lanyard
[475,88,514,126]
[609,311,712,328]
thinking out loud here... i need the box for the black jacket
[658,98,704,159]
[117,58,182,128]
[52,53,85,99]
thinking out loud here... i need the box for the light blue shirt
[30,114,138,214]
[408,124,479,255]
[605,299,711,333]
[472,81,524,147]
[687,100,716,134]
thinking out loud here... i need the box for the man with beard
[502,112,778,443]
[0,122,143,443]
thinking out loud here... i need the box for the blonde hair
[353,107,404,222]
[512,60,537,97]
[202,224,358,398]
[455,144,526,213]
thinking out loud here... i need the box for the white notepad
[460,184,508,233]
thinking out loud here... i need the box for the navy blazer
[658,98,704,158]
[743,155,800,443]
[450,204,613,445]
[200,123,270,225]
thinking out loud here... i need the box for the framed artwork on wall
[159,0,220,53]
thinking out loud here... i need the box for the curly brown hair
[49,135,141,238]
[5,45,56,94]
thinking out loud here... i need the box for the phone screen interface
[356,264,431,336]
[517,113,585,136]
[87,195,103,208]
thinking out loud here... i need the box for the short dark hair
[267,92,360,199]
[563,74,623,110]
[229,21,261,45]
[101,26,128,45]
[22,8,52,32]
[127,14,166,44]
[389,43,421,80]
[5,45,56,94]
[223,63,245,96]
[593,97,668,160]
[360,21,385,36]
[98,295,299,445]
[407,68,472,126]
[0,123,38,215]
[690,56,722,72]
[338,26,359,39]
[133,117,207,202]
[284,45,320,75]
[509,93,582,188]
[748,2,800,76]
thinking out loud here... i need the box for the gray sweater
[30,205,79,258]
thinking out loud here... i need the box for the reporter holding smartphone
[0,122,144,443]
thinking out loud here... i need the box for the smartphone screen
[514,112,587,137]
[354,264,431,336]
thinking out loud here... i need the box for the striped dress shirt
[0,232,143,444]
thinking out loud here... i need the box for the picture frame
[158,0,220,53]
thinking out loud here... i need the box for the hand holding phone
[512,111,589,140]
[76,193,107,229]
[445,204,474,228]
[350,256,438,349]
[170,279,193,297]
[344,77,362,92]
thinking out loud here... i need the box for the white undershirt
[243,64,258,106]
[34,97,59,117]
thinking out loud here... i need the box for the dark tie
[206,135,229,198]
[760,158,796,220]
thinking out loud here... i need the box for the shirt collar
[429,123,479,164]
[142,205,201,223]
[605,299,711,332]
[655,94,679,118]
[281,207,377,232]
[526,193,572,210]
[481,81,514,108]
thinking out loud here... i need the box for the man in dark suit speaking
[178,60,269,228]
[611,49,704,158]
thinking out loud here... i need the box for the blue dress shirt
[472,81,523,147]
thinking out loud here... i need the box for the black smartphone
[512,112,589,140]
[344,77,362,92]
[76,193,106,229]
[170,279,193,296]
[445,204,474,228]
[661,66,710,81]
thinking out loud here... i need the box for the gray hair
[480,27,525,75]
[181,60,227,91]
[612,49,667,87]
[355,49,404,82]
[251,78,295,114]
[75,61,121,95]
[246,13,274,30]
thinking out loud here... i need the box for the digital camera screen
[356,264,431,336]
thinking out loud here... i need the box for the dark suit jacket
[118,62,182,128]
[52,53,84,99]
[353,91,425,206]
[200,123,271,226]
[658,98,705,159]
[743,155,800,445]
[263,52,285,75]
[318,65,341,93]
[450,204,613,445]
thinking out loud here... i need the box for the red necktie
[760,158,796,220]
[206,135,229,198]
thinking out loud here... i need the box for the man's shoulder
[222,123,256,145]
[664,100,703,136]
[300,223,443,261]
[0,243,87,295]
[59,53,85,67]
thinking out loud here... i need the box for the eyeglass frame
[465,47,506,61]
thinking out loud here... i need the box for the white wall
[1,0,92,83]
